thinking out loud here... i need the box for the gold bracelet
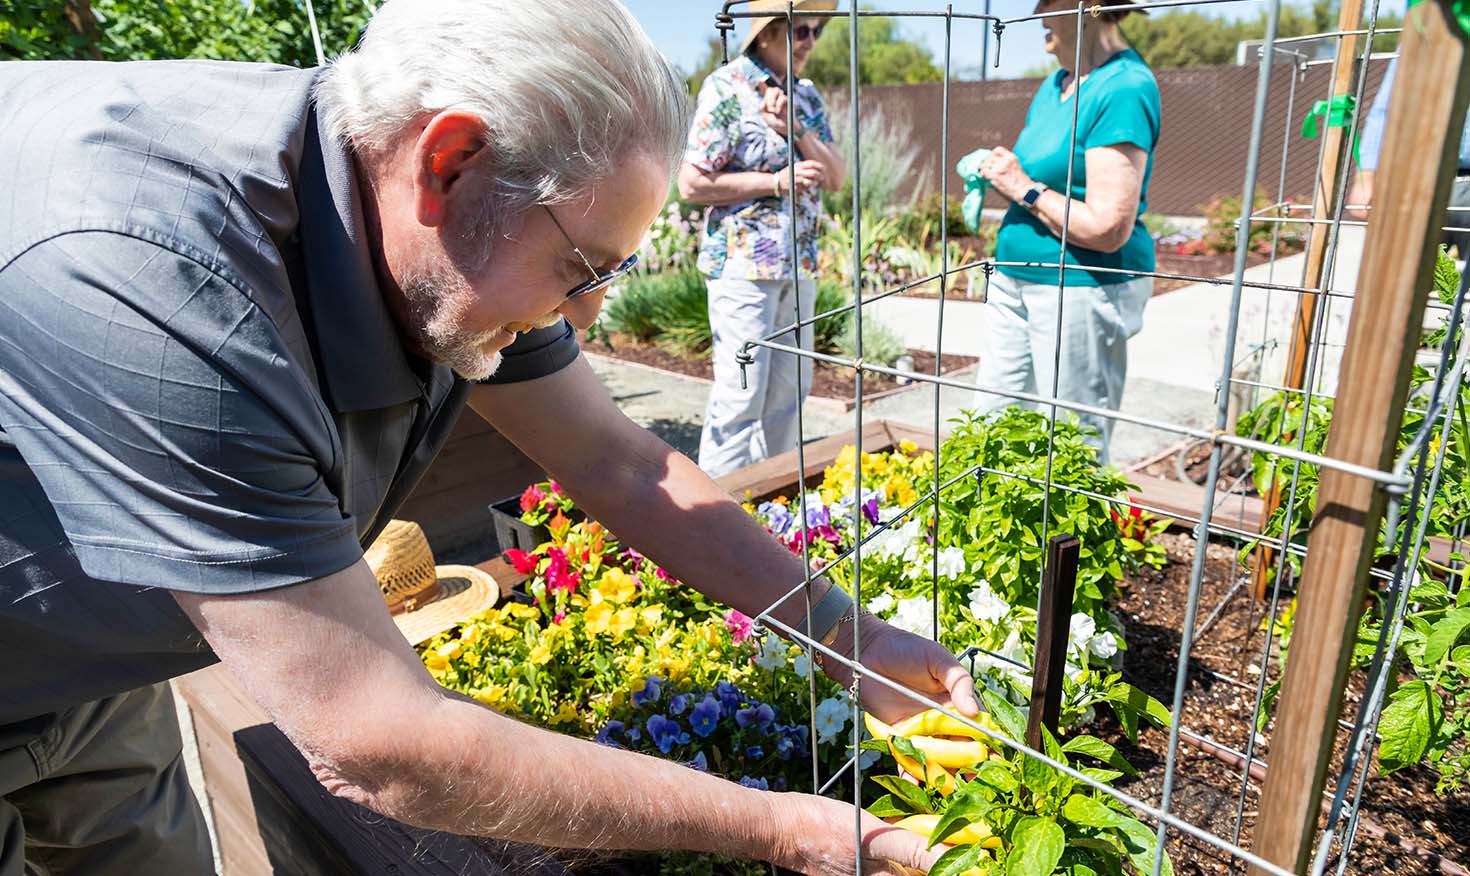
[814,608,875,673]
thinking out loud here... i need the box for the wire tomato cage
[709,0,1469,873]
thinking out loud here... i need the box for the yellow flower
[504,603,541,621]
[696,624,722,647]
[597,568,638,604]
[436,641,462,661]
[585,600,613,635]
[639,606,664,631]
[551,701,580,725]
[741,501,757,514]
[899,439,919,454]
[473,686,507,707]
[459,625,482,646]
[663,657,690,683]
[461,652,482,668]
[529,642,553,665]
[608,607,637,637]
[424,651,449,673]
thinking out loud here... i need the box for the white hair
[316,0,689,228]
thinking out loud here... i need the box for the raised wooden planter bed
[175,419,933,876]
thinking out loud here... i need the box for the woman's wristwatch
[1021,181,1049,210]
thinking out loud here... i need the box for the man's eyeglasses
[542,205,638,300]
[792,23,824,42]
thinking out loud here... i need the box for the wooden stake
[1249,4,1470,873]
[1027,534,1080,750]
[1251,0,1365,600]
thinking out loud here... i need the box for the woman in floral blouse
[679,0,846,477]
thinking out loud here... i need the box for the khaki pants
[0,683,212,876]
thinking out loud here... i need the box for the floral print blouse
[684,53,834,281]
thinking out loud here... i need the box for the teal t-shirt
[995,48,1160,286]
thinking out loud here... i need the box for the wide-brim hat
[739,0,840,56]
[365,519,502,646]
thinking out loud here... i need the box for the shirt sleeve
[1358,58,1397,173]
[802,84,835,144]
[480,319,581,384]
[0,231,363,594]
[1085,72,1161,156]
[684,73,740,173]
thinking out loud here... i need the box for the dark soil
[1104,531,1469,875]
[589,333,977,403]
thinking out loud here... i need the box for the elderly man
[0,1,977,874]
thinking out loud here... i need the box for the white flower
[890,596,936,640]
[851,743,882,769]
[1068,613,1097,656]
[793,653,812,678]
[936,546,967,580]
[814,696,850,744]
[867,593,896,615]
[1078,705,1097,726]
[973,630,1031,686]
[755,635,788,672]
[966,580,1010,624]
[1088,631,1118,660]
[875,518,922,561]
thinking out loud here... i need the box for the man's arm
[470,356,980,721]
[173,564,939,873]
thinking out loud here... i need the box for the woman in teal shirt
[977,0,1161,462]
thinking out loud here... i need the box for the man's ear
[412,110,490,228]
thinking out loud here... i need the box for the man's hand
[827,616,981,724]
[773,794,946,876]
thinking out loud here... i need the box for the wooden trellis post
[1249,3,1470,872]
[1027,534,1080,749]
[1250,0,1364,600]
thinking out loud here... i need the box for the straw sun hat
[739,0,840,56]
[365,519,501,646]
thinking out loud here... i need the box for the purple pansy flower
[632,675,665,709]
[647,714,690,754]
[690,696,721,738]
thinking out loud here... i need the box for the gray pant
[976,270,1153,465]
[0,683,212,876]
[699,276,815,477]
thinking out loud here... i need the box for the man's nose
[558,288,608,331]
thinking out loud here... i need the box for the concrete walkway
[591,228,1375,471]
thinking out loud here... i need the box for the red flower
[504,548,539,575]
[545,548,581,594]
[520,484,547,513]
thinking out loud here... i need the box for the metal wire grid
[712,1,1463,873]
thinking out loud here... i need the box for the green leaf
[891,735,929,774]
[1378,680,1444,773]
[931,843,991,876]
[1007,817,1066,876]
[1114,816,1174,876]
[872,775,934,814]
[980,689,1027,743]
[1062,736,1140,777]
[975,760,1020,793]
[867,794,912,818]
[861,737,892,752]
[1062,795,1127,829]
[930,797,995,848]
[1424,608,1470,668]
[1079,767,1125,784]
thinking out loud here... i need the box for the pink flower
[545,548,581,594]
[548,480,563,494]
[620,548,645,572]
[504,548,539,575]
[725,610,754,644]
[553,611,567,625]
[655,565,674,582]
[520,484,546,513]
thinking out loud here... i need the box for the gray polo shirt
[0,60,579,723]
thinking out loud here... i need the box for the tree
[802,15,942,88]
[684,35,726,97]
[1120,1,1399,69]
[1,0,370,64]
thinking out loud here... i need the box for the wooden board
[715,420,937,503]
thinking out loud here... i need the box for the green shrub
[603,270,711,353]
[835,312,906,368]
[822,102,929,223]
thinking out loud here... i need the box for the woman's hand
[980,146,1035,203]
[760,83,792,137]
[771,792,947,875]
[823,614,980,725]
[775,159,827,195]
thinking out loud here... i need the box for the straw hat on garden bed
[365,519,502,646]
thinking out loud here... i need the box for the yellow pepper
[892,709,998,743]
[866,712,991,770]
[890,742,957,796]
[892,814,1002,849]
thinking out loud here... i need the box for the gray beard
[400,264,504,382]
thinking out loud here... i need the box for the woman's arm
[678,161,824,207]
[982,143,1148,254]
[795,131,846,192]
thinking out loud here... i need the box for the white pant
[699,276,815,477]
[976,270,1152,464]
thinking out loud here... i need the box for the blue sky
[623,0,1408,81]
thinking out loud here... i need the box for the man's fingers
[863,818,945,874]
[932,646,980,717]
